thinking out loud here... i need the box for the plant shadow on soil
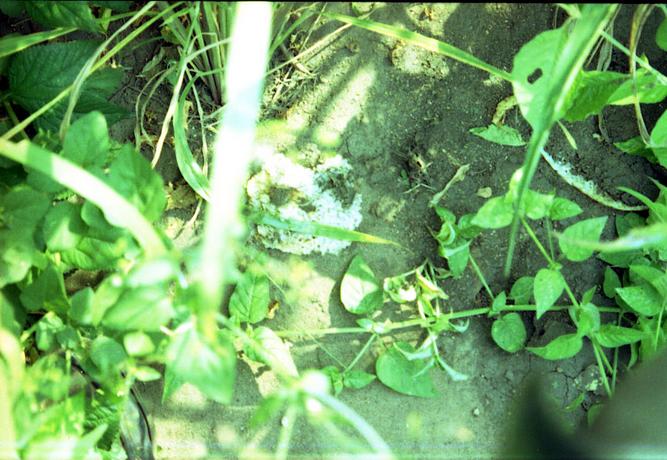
[124,4,667,459]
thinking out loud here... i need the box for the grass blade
[0,138,166,258]
[0,27,75,59]
[250,212,401,247]
[324,12,512,82]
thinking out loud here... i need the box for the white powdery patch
[247,145,363,255]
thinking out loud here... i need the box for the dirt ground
[112,4,667,459]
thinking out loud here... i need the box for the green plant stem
[521,218,580,308]
[276,404,297,460]
[592,342,612,397]
[275,304,621,338]
[468,253,493,299]
[345,334,377,373]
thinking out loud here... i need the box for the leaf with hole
[376,342,436,398]
[341,255,383,315]
[491,313,526,353]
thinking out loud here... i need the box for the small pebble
[472,408,481,417]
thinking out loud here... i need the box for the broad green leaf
[616,213,646,237]
[92,1,133,12]
[492,291,507,312]
[524,190,554,220]
[471,196,513,229]
[322,366,344,395]
[123,331,155,357]
[102,285,175,331]
[0,28,75,59]
[376,342,436,398]
[60,235,131,270]
[595,324,646,348]
[614,136,657,163]
[534,268,564,319]
[0,1,24,16]
[104,145,166,223]
[608,69,667,106]
[438,238,470,278]
[603,267,621,299]
[246,326,298,377]
[229,271,270,324]
[658,18,667,51]
[615,285,663,316]
[527,333,583,360]
[42,202,87,251]
[341,255,383,315]
[166,323,236,404]
[650,109,667,167]
[69,287,94,324]
[575,303,600,336]
[19,264,70,315]
[35,312,65,352]
[90,336,126,378]
[629,265,667,298]
[509,276,534,304]
[1,185,50,233]
[8,41,128,131]
[25,1,102,33]
[469,124,525,146]
[549,197,583,220]
[558,216,608,261]
[0,231,36,287]
[62,111,110,170]
[491,313,526,353]
[343,370,376,389]
[563,70,626,121]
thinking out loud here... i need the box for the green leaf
[69,287,94,324]
[438,238,470,278]
[558,216,608,261]
[60,235,131,270]
[563,70,626,121]
[534,268,564,319]
[102,285,174,331]
[166,323,236,404]
[322,366,344,395]
[575,303,600,336]
[343,370,376,389]
[8,41,128,132]
[608,68,667,106]
[658,18,667,51]
[614,136,657,163]
[650,109,667,167]
[471,196,513,229]
[20,264,70,315]
[629,264,667,298]
[25,1,102,33]
[229,271,270,324]
[595,324,646,348]
[90,335,127,375]
[92,1,133,12]
[123,331,155,357]
[1,185,50,233]
[615,285,663,316]
[246,326,298,377]
[469,124,525,146]
[340,255,383,315]
[509,276,534,304]
[549,197,583,220]
[35,312,65,351]
[603,267,621,298]
[375,342,436,398]
[527,333,583,360]
[524,190,554,220]
[0,29,75,59]
[491,313,526,353]
[0,231,36,287]
[104,145,166,223]
[42,202,87,251]
[62,111,110,170]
